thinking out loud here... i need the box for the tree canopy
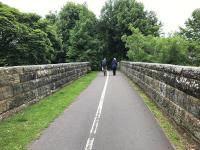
[122,26,189,65]
[180,8,200,42]
[58,3,103,69]
[0,1,200,68]
[99,0,161,62]
[0,2,62,66]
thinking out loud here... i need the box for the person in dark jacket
[111,58,118,76]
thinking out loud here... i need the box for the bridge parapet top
[0,62,90,75]
[121,61,200,81]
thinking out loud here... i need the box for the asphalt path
[29,71,174,150]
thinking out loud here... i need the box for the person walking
[111,58,118,76]
[101,58,107,76]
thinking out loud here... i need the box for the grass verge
[0,72,98,150]
[126,77,186,150]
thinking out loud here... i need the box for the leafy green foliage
[58,2,82,63]
[179,8,200,66]
[186,40,200,66]
[180,8,200,42]
[58,3,103,69]
[38,18,63,63]
[159,36,188,65]
[0,2,62,66]
[122,27,147,61]
[123,26,190,65]
[1,0,199,67]
[99,0,161,62]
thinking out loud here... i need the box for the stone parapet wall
[120,61,200,143]
[0,62,91,120]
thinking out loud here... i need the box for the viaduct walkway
[29,71,173,150]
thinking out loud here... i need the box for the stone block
[186,95,200,119]
[12,84,23,95]
[174,76,200,99]
[36,69,50,78]
[0,78,9,87]
[23,65,41,73]
[0,100,8,114]
[0,86,4,101]
[0,86,13,99]
[0,74,20,87]
[20,73,37,82]
[22,82,32,92]
[8,94,25,109]
[37,85,51,97]
[0,67,23,75]
[23,90,36,102]
[182,67,200,81]
[32,89,39,98]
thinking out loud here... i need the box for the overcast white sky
[1,0,200,34]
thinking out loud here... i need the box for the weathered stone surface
[8,94,26,109]
[0,100,8,114]
[12,84,23,95]
[20,72,37,82]
[0,86,13,100]
[0,62,91,120]
[0,74,20,87]
[120,61,200,144]
[0,67,23,76]
[128,63,200,99]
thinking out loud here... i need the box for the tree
[37,19,63,63]
[58,2,82,62]
[0,2,55,66]
[123,26,189,65]
[45,11,58,25]
[179,8,200,66]
[122,27,147,61]
[99,0,161,61]
[58,3,103,69]
[180,8,200,42]
[160,36,189,65]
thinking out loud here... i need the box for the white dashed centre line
[84,71,109,150]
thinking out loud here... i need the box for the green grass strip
[0,72,98,150]
[127,78,186,150]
